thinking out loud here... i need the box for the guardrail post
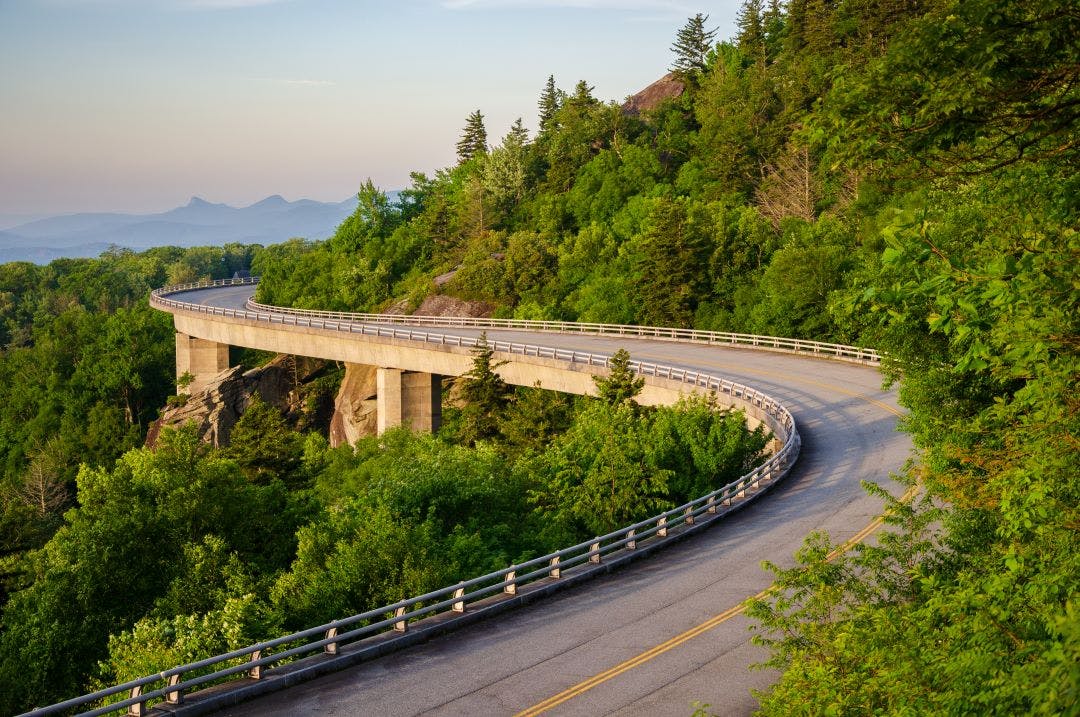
[127,685,145,716]
[504,570,517,595]
[707,496,717,514]
[325,626,339,655]
[452,584,466,613]
[548,556,561,579]
[626,528,637,550]
[165,673,183,705]
[657,516,668,537]
[589,540,601,564]
[394,606,408,632]
[248,650,263,680]
[684,506,694,525]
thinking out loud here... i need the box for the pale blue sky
[0,0,741,216]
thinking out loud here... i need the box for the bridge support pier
[377,368,442,435]
[175,333,230,393]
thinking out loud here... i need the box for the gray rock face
[329,363,379,448]
[147,354,329,447]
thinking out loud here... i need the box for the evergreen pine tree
[593,349,644,407]
[505,117,529,149]
[569,80,596,108]
[499,382,571,455]
[456,109,488,164]
[737,0,767,66]
[456,333,509,444]
[633,199,708,327]
[538,75,561,132]
[670,13,718,76]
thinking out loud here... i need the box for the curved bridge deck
[149,283,909,716]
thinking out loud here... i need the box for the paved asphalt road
[173,285,912,717]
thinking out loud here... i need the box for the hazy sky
[0,0,741,216]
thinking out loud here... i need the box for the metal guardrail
[242,295,880,366]
[151,276,879,365]
[28,278,813,716]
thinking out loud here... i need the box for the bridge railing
[33,280,805,715]
[245,301,879,366]
[30,424,796,717]
[149,277,879,365]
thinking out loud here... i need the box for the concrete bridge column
[175,332,230,393]
[376,368,442,435]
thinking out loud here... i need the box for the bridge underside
[174,331,443,435]
[170,312,776,440]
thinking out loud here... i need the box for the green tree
[483,120,530,215]
[736,0,767,67]
[593,348,644,407]
[456,110,488,164]
[455,333,510,444]
[0,426,299,713]
[670,13,718,77]
[819,0,1080,175]
[499,383,572,456]
[224,395,304,485]
[527,401,672,537]
[538,75,562,133]
[632,198,710,327]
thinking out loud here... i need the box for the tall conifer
[538,75,561,132]
[456,110,488,164]
[670,13,718,76]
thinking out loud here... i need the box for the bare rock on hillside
[622,73,685,116]
[413,293,494,318]
[147,354,330,448]
[329,363,379,448]
[326,294,492,446]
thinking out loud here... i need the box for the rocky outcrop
[147,354,331,448]
[329,363,379,447]
[622,73,685,116]
[327,294,491,446]
[412,294,494,318]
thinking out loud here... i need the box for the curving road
[164,284,911,717]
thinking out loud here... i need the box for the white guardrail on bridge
[26,278,879,716]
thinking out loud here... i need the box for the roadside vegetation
[0,0,1075,712]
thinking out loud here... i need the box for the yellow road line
[514,387,913,717]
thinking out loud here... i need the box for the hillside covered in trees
[0,0,1076,712]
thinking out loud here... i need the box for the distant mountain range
[0,193,387,264]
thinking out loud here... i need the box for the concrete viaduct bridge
[32,279,911,717]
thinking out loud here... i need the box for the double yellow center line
[515,482,918,717]
[515,374,909,716]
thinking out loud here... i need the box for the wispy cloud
[442,0,690,10]
[176,0,294,7]
[36,0,298,8]
[252,77,337,86]
[280,79,336,86]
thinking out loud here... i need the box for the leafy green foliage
[526,397,767,538]
[224,395,305,485]
[4,2,1075,712]
[0,426,302,712]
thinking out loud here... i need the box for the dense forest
[0,0,1076,712]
